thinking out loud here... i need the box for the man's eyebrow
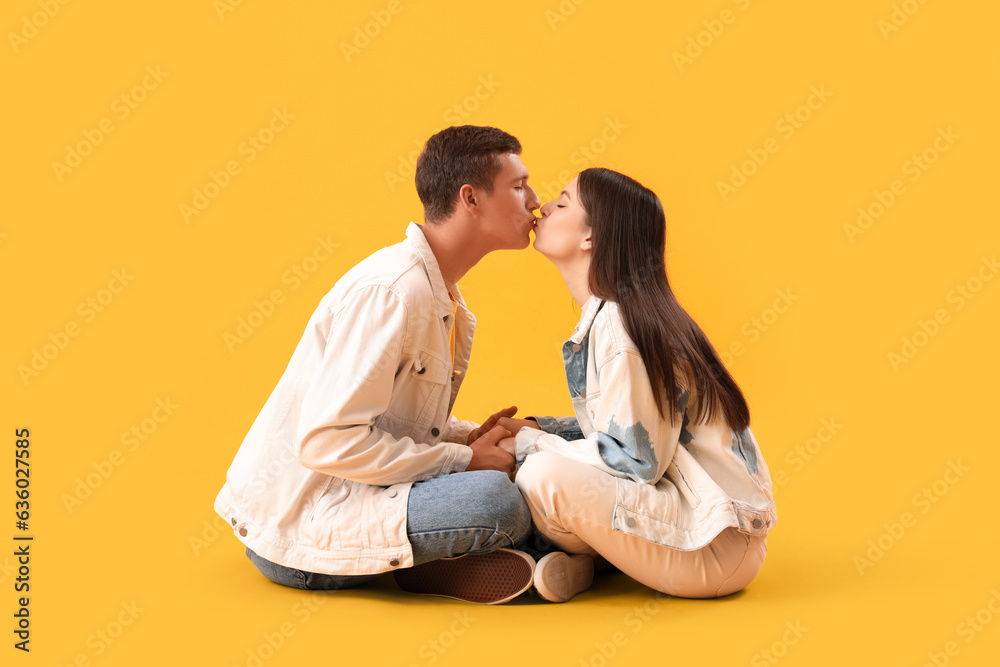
[513,172,529,182]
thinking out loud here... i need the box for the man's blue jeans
[245,470,533,590]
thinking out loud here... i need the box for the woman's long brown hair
[577,167,750,431]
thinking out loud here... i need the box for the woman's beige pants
[515,450,767,598]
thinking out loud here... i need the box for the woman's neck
[552,256,592,308]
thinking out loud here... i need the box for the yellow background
[4,0,999,664]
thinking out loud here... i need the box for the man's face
[476,153,540,250]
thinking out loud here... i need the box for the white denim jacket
[515,296,777,551]
[214,223,478,576]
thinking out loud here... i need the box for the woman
[500,167,777,602]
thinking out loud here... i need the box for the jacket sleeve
[294,284,473,486]
[515,350,681,485]
[442,415,478,444]
[527,415,584,440]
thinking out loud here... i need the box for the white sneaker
[393,548,535,604]
[533,551,594,603]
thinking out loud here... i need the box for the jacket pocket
[383,350,451,435]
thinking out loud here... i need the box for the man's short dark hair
[415,125,522,223]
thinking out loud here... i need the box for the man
[214,125,542,604]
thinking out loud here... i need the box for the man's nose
[527,186,541,211]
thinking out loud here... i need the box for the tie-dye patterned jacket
[514,295,777,550]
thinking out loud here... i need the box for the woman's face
[533,176,591,262]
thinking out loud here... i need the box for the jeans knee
[474,471,532,546]
[246,548,308,589]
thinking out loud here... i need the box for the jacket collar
[404,222,465,319]
[569,295,605,344]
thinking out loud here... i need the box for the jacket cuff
[528,415,584,440]
[514,428,545,466]
[443,442,474,473]
[443,417,477,444]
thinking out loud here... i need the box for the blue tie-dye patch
[596,416,657,481]
[730,428,758,474]
[562,336,588,399]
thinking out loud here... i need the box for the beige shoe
[533,551,594,603]
[393,548,535,604]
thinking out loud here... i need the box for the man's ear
[458,184,478,214]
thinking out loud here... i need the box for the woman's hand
[497,417,539,437]
[466,406,518,444]
[497,437,518,458]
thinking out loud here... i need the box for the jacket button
[388,489,398,498]
[626,517,636,527]
[752,518,763,529]
[238,527,247,537]
[389,559,400,567]
[231,517,236,526]
[572,343,581,352]
[431,428,440,437]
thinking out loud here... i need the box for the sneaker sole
[393,548,535,604]
[533,552,594,603]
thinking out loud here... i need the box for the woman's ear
[581,233,592,251]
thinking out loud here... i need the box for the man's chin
[508,233,531,250]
